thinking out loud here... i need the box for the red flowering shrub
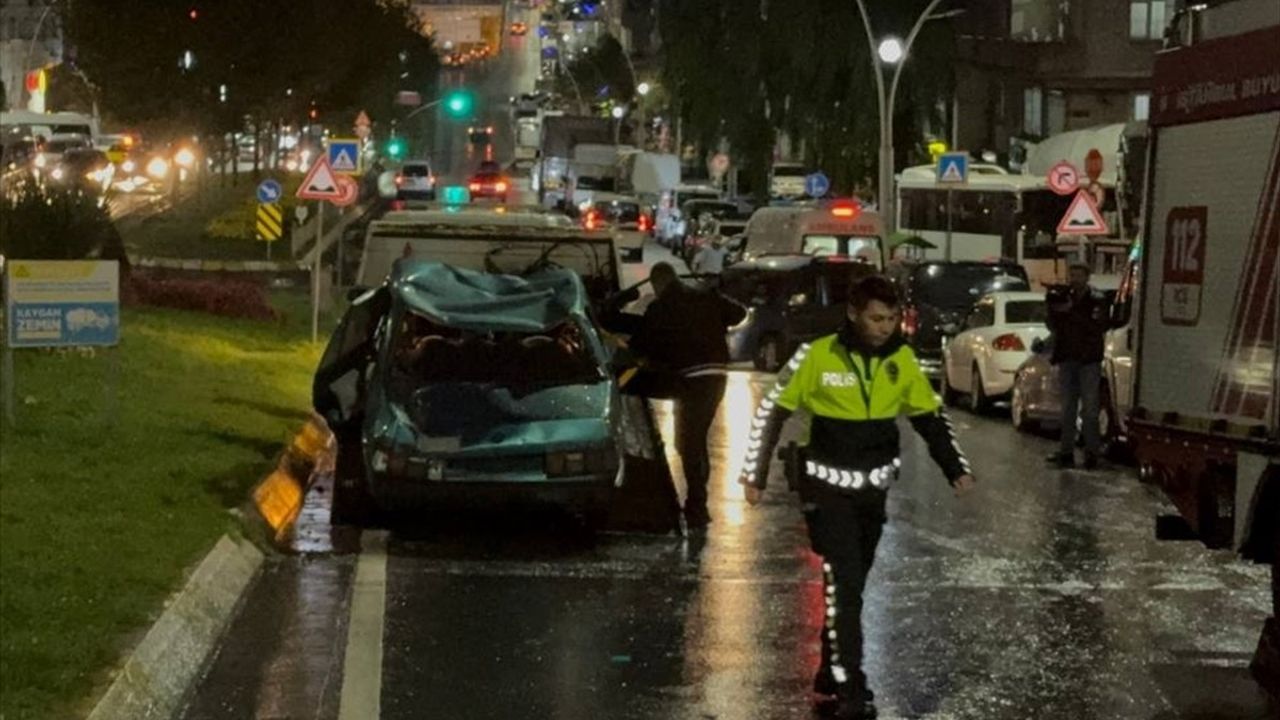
[129,273,278,321]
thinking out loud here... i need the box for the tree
[656,0,956,199]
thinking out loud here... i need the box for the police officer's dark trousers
[675,375,726,523]
[806,479,888,694]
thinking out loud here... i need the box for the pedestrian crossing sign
[936,152,969,184]
[326,138,361,175]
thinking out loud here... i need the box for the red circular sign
[1047,161,1080,196]
[332,175,359,207]
[1084,149,1103,182]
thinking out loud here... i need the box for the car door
[782,267,828,344]
[313,287,391,435]
[950,300,994,392]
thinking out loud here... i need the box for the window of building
[1129,0,1169,40]
[1024,87,1044,136]
[1132,92,1151,121]
[1010,0,1070,42]
[1047,91,1066,135]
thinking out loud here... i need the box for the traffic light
[386,137,407,160]
[443,90,474,119]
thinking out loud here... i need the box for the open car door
[312,287,391,432]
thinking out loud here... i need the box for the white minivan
[739,201,885,268]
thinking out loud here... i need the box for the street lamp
[854,0,960,235]
[637,82,651,96]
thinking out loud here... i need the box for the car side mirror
[1031,337,1047,354]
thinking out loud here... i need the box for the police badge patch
[886,360,900,384]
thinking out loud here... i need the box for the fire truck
[1129,0,1280,698]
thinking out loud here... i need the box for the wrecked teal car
[314,261,622,526]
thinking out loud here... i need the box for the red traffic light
[188,7,198,20]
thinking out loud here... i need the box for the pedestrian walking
[628,262,747,530]
[739,274,976,720]
[691,236,729,274]
[1045,263,1111,469]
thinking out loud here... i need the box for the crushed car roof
[389,261,589,333]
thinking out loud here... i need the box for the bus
[0,110,99,144]
[896,123,1146,288]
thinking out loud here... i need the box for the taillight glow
[469,182,481,191]
[992,334,1026,352]
[584,210,600,231]
[638,214,652,232]
[494,181,508,192]
[902,307,919,336]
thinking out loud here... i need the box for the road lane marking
[338,530,388,720]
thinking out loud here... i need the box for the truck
[1128,0,1279,699]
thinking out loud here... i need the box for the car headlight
[146,157,169,179]
[122,160,136,173]
[50,167,65,180]
[34,154,47,168]
[370,449,389,473]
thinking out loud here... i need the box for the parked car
[313,262,621,526]
[468,125,495,146]
[49,148,114,198]
[395,160,436,200]
[897,261,1031,383]
[719,255,877,371]
[686,216,750,263]
[941,291,1049,413]
[588,193,650,261]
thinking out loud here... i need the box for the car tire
[330,438,375,527]
[1010,378,1039,433]
[969,363,993,415]
[754,334,785,373]
[942,368,961,407]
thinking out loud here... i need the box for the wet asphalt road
[181,365,1273,720]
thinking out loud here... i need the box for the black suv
[720,255,877,371]
[896,261,1031,381]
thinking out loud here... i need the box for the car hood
[390,262,589,333]
[370,381,613,457]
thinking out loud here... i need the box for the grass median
[0,290,326,720]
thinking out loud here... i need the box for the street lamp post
[853,0,949,235]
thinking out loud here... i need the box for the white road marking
[338,530,389,720]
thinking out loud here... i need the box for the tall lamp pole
[853,0,956,235]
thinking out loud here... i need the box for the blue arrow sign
[256,179,282,204]
[804,172,830,198]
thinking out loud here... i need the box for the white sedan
[942,291,1049,414]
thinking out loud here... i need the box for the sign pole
[945,188,954,262]
[336,207,344,292]
[1,265,14,427]
[312,203,323,343]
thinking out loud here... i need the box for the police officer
[739,275,976,720]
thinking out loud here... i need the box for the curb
[135,257,308,273]
[83,414,336,719]
[85,534,264,720]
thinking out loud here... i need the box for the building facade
[953,0,1165,158]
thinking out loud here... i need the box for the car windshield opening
[915,266,1031,308]
[391,311,603,389]
[802,235,881,267]
[1005,300,1047,324]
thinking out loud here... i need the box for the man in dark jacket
[1046,263,1110,469]
[739,275,975,720]
[629,262,747,529]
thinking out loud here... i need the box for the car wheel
[969,363,993,415]
[942,367,961,407]
[330,438,375,527]
[754,334,785,373]
[1011,378,1038,433]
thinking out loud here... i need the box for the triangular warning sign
[332,148,357,172]
[1057,190,1109,235]
[940,159,964,182]
[297,157,344,201]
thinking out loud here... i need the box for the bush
[129,272,278,321]
[0,178,120,261]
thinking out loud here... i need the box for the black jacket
[1047,286,1109,364]
[629,285,746,376]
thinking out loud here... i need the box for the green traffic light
[443,90,474,119]
[387,137,406,158]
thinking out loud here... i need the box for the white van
[740,202,885,268]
